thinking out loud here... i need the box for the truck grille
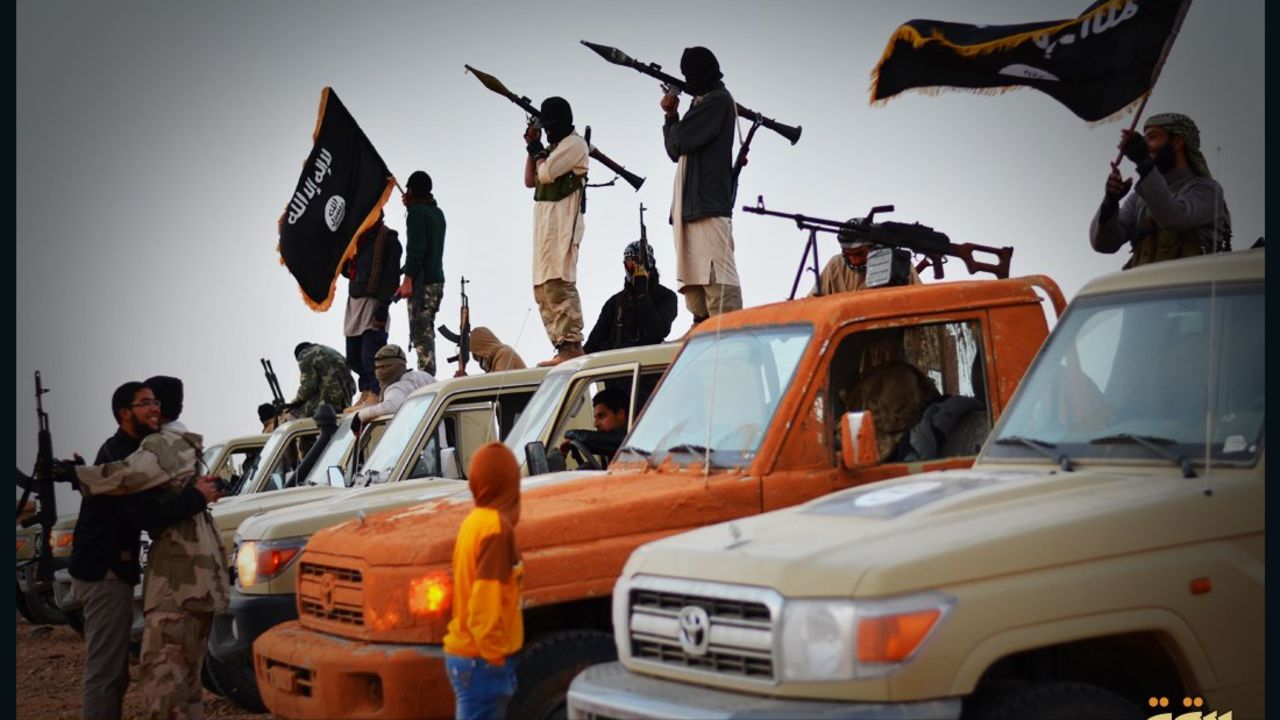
[297,561,364,627]
[627,578,778,681]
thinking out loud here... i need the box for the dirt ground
[16,612,268,719]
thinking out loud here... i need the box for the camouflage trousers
[533,278,584,347]
[137,610,213,720]
[409,281,444,376]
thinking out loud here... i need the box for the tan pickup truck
[254,274,1063,720]
[569,249,1264,720]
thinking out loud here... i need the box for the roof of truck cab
[404,365,553,401]
[690,275,1055,340]
[1078,248,1264,297]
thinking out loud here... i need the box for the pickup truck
[254,275,1062,719]
[569,249,1264,720]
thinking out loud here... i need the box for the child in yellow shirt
[443,442,524,719]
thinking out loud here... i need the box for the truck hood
[210,485,342,536]
[305,468,659,568]
[624,466,1261,599]
[235,477,467,542]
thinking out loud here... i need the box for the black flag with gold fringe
[278,87,395,311]
[871,0,1191,122]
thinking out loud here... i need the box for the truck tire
[23,591,68,626]
[971,681,1143,720]
[507,630,617,720]
[204,653,267,713]
[16,585,38,624]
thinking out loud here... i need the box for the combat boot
[537,341,586,367]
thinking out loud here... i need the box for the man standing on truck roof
[70,381,220,720]
[395,170,447,376]
[583,241,679,353]
[444,442,525,720]
[289,341,356,418]
[342,213,401,412]
[1090,112,1232,269]
[355,344,434,422]
[65,376,229,720]
[524,96,589,367]
[662,46,743,329]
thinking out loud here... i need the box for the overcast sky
[16,1,1264,512]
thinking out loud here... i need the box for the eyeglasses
[131,399,162,408]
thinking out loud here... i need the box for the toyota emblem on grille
[677,605,710,656]
[320,573,336,613]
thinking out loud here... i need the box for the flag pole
[1110,0,1195,167]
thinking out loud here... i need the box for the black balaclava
[680,46,723,96]
[144,375,184,422]
[540,97,575,145]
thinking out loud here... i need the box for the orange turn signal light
[1190,577,1211,595]
[857,609,941,663]
[54,532,74,549]
[261,547,301,577]
[409,571,452,618]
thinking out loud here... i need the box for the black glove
[1120,132,1155,176]
[50,460,81,491]
[630,273,649,295]
[526,139,546,158]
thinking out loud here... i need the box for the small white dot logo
[324,196,346,231]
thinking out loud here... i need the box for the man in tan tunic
[523,96,589,366]
[661,47,743,327]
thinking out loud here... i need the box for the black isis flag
[278,88,395,311]
[871,0,1192,122]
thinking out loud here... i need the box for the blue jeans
[445,653,516,720]
[346,329,387,393]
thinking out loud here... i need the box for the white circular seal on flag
[324,196,346,231]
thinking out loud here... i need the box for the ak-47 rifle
[438,276,471,377]
[636,203,651,280]
[743,195,1014,299]
[581,40,803,149]
[16,372,58,591]
[464,65,645,191]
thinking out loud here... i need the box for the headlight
[51,529,75,557]
[236,537,307,589]
[407,570,452,618]
[779,592,952,681]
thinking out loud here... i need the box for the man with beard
[524,96,589,366]
[1090,112,1232,269]
[69,381,219,720]
[661,46,743,328]
[583,240,678,353]
[70,376,230,720]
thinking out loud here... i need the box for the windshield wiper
[993,436,1074,472]
[615,445,652,468]
[1088,433,1197,478]
[661,443,729,468]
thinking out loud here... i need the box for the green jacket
[404,202,446,284]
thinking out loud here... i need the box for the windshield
[622,325,812,467]
[988,283,1264,465]
[503,371,572,462]
[243,428,290,494]
[353,392,435,484]
[201,444,223,473]
[303,423,355,486]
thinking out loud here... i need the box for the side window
[550,372,635,469]
[410,416,455,480]
[830,320,989,463]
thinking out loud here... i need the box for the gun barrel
[589,148,645,191]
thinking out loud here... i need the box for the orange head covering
[468,442,521,526]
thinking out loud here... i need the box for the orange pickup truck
[254,275,1064,719]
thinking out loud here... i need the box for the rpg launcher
[743,195,1013,299]
[464,64,645,191]
[438,276,471,377]
[16,371,58,592]
[581,40,802,148]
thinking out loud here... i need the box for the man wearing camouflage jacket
[73,376,229,720]
[289,341,356,418]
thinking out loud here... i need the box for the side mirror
[326,466,344,488]
[441,447,462,479]
[840,411,880,470]
[525,441,550,476]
